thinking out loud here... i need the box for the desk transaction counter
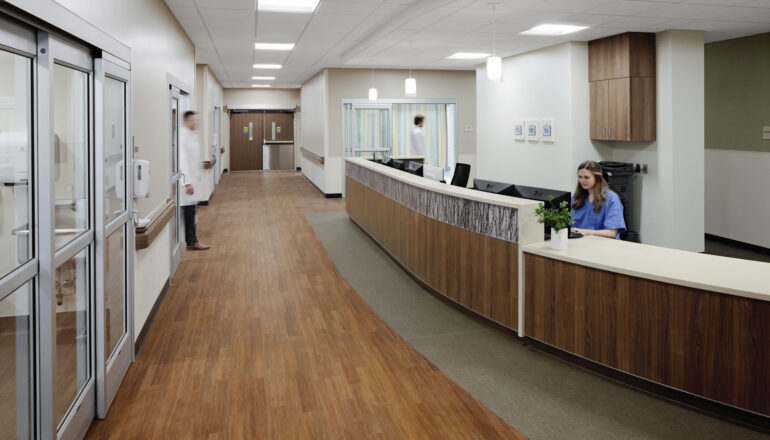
[345,157,770,426]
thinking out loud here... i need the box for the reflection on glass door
[52,57,93,430]
[53,63,89,250]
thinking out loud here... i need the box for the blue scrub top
[571,191,626,239]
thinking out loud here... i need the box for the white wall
[609,31,705,252]
[300,70,328,193]
[706,149,770,248]
[221,88,300,171]
[476,33,705,252]
[477,42,608,193]
[53,0,195,337]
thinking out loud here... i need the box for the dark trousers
[182,205,198,246]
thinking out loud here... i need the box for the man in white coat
[409,114,426,157]
[180,111,210,250]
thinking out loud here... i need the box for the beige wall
[221,88,300,171]
[54,0,195,339]
[302,68,476,194]
[195,64,224,201]
[704,33,770,248]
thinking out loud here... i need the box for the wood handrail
[300,147,324,164]
[135,198,175,250]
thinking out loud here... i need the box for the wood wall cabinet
[589,32,656,142]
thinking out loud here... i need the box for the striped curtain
[392,104,447,168]
[353,109,384,150]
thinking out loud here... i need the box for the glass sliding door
[94,58,132,418]
[346,103,392,159]
[44,34,96,439]
[0,19,35,439]
[0,13,134,440]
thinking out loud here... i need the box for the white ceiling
[165,0,770,88]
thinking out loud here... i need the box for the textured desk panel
[346,161,519,243]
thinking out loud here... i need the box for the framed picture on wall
[526,120,539,141]
[514,120,524,141]
[541,119,555,142]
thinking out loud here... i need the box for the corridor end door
[229,112,264,171]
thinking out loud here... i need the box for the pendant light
[405,41,417,97]
[369,66,378,101]
[487,3,502,82]
[405,68,417,97]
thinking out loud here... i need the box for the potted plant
[534,196,574,250]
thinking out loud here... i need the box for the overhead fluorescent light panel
[252,84,271,88]
[446,52,490,60]
[254,43,295,51]
[252,76,275,80]
[253,64,282,69]
[258,0,319,13]
[520,24,588,36]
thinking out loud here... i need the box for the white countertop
[523,236,770,302]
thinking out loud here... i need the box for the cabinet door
[590,81,608,140]
[605,33,630,80]
[608,78,631,141]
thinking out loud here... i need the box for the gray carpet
[305,211,767,440]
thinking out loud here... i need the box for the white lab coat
[409,126,426,156]
[179,127,202,206]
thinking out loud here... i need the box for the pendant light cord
[491,4,497,57]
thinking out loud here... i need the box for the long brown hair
[573,161,609,213]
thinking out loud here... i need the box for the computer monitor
[473,179,516,196]
[406,161,423,177]
[423,164,444,182]
[381,155,393,167]
[512,185,571,209]
[391,159,406,170]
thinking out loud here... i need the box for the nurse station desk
[345,157,770,429]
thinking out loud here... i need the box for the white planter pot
[551,228,569,250]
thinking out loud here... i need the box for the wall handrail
[135,198,175,250]
[301,147,324,164]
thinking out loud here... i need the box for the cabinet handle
[603,127,607,137]
[609,127,612,137]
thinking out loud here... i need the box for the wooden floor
[85,171,526,439]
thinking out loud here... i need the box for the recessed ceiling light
[253,64,282,69]
[520,24,588,36]
[446,52,490,60]
[258,0,319,13]
[254,43,295,51]
[252,84,271,88]
[252,76,275,80]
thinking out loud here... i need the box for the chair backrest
[450,163,471,188]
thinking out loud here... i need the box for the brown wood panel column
[346,177,519,330]
[524,253,770,418]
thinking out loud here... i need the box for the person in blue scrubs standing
[571,161,626,239]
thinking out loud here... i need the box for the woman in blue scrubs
[571,161,626,239]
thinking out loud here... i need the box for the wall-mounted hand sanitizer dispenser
[134,159,150,198]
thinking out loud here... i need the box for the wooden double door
[230,111,294,171]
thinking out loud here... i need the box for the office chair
[450,163,471,188]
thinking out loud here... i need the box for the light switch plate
[464,125,473,132]
[762,126,770,140]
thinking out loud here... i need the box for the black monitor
[381,155,393,167]
[406,161,423,177]
[512,184,571,209]
[473,179,516,196]
[391,159,406,171]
